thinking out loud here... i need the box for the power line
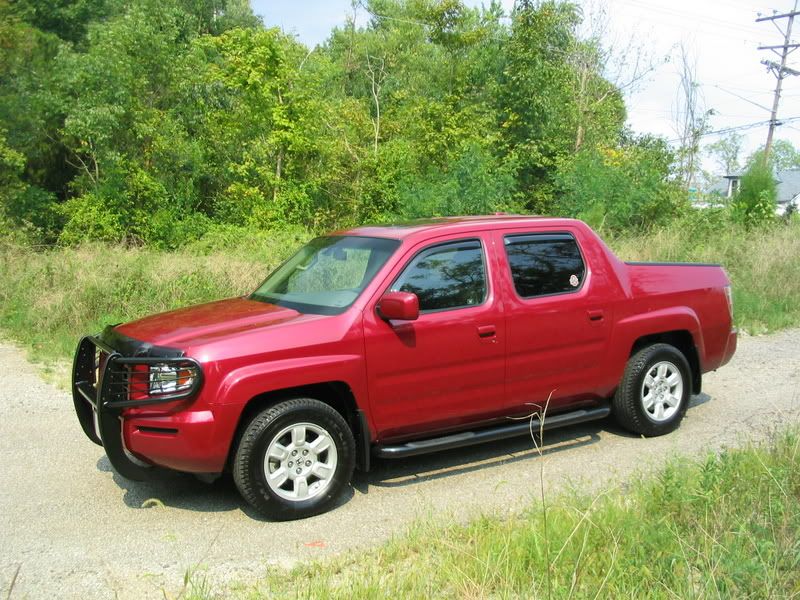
[710,84,774,113]
[665,116,800,143]
[614,0,770,38]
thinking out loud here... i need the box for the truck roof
[334,215,584,240]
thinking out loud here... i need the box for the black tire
[233,398,356,520]
[613,343,692,437]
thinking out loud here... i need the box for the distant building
[705,168,800,215]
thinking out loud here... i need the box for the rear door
[362,233,506,441]
[495,228,613,414]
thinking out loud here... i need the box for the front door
[363,236,506,441]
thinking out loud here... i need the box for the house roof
[775,168,800,204]
[708,168,800,205]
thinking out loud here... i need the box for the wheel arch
[227,381,372,473]
[629,330,701,395]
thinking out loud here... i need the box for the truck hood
[113,297,315,348]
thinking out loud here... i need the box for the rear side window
[504,233,586,298]
[392,240,486,312]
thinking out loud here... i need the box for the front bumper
[72,330,205,480]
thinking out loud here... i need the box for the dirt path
[1,330,798,599]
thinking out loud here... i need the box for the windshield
[250,236,401,315]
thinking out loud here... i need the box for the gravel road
[1,330,799,599]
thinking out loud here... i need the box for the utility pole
[757,1,800,164]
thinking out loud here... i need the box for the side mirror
[377,291,419,321]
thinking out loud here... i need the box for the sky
[250,0,800,175]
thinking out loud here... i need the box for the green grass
[178,427,800,599]
[0,219,798,380]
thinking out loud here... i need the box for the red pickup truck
[72,216,737,519]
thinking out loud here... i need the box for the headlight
[149,364,195,395]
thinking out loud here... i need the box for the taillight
[724,286,733,319]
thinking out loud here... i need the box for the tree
[557,133,686,231]
[568,0,656,152]
[55,0,222,245]
[11,0,116,44]
[672,43,711,188]
[706,132,743,175]
[499,0,582,212]
[0,0,659,244]
[746,139,800,171]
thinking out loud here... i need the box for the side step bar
[374,405,611,459]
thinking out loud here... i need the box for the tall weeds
[0,220,797,371]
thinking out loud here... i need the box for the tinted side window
[392,240,487,312]
[504,233,586,298]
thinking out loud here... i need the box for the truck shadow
[689,392,712,409]
[98,393,712,517]
[98,457,353,520]
[358,392,713,491]
[358,419,605,491]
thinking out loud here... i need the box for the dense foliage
[732,159,778,228]
[0,0,688,246]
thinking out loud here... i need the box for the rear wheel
[233,398,355,520]
[613,343,691,437]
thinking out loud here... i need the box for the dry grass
[0,229,309,379]
[0,219,797,380]
[609,218,800,333]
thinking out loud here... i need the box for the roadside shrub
[58,192,125,244]
[731,160,777,228]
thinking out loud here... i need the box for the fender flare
[211,354,373,469]
[214,354,367,409]
[607,306,705,384]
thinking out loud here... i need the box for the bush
[731,160,777,228]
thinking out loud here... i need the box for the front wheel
[233,398,356,520]
[613,343,692,437]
